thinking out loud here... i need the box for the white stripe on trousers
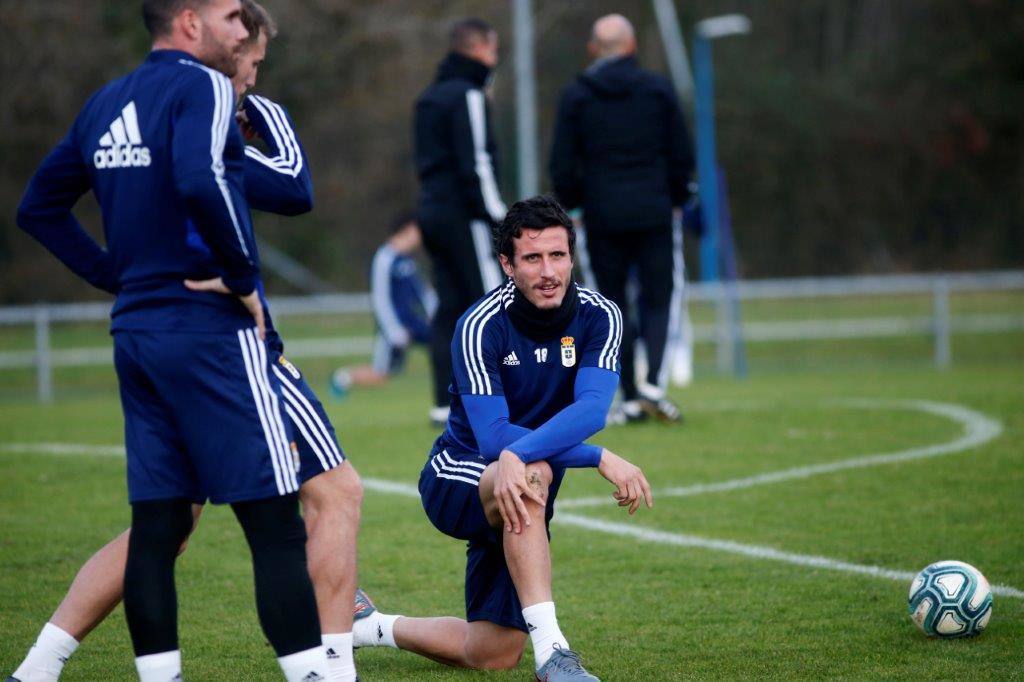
[248,330,299,492]
[574,224,598,291]
[657,215,687,388]
[271,365,342,470]
[470,220,503,292]
[371,334,393,376]
[237,330,290,494]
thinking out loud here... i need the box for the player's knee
[304,464,363,521]
[130,499,194,557]
[524,461,553,505]
[468,643,524,670]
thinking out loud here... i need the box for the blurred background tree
[1,0,1021,302]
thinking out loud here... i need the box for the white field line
[554,512,1024,600]
[2,397,1019,601]
[350,477,1024,600]
[558,400,1004,510]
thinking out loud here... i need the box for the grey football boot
[534,644,599,681]
[353,587,376,621]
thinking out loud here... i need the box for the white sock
[522,601,569,670]
[321,633,356,681]
[277,646,329,682]
[13,622,80,682]
[352,611,400,648]
[134,650,181,682]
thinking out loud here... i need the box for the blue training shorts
[418,437,564,632]
[115,328,342,504]
[267,348,347,485]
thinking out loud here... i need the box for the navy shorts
[267,349,347,484]
[419,439,564,632]
[115,328,300,504]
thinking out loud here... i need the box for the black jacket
[414,52,507,227]
[549,56,694,232]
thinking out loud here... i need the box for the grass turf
[1,332,1022,679]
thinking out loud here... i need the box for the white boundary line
[2,397,1018,600]
[351,477,1023,600]
[558,400,1004,509]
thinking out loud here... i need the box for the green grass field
[1,306,1023,679]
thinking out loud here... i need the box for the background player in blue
[9,3,364,681]
[13,1,330,680]
[330,213,437,395]
[351,196,653,680]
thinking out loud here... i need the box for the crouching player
[352,196,653,680]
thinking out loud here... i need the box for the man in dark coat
[550,13,694,423]
[415,17,507,425]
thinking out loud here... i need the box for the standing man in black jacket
[550,13,693,423]
[415,17,507,426]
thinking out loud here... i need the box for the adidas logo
[502,351,520,366]
[93,101,151,169]
[325,647,338,659]
[301,672,324,681]
[527,621,537,632]
[377,623,384,640]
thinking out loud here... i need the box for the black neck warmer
[506,280,579,343]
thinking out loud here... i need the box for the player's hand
[184,276,266,340]
[598,449,653,515]
[236,109,258,141]
[493,450,545,534]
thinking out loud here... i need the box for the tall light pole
[692,14,750,282]
[693,14,750,377]
[512,0,538,199]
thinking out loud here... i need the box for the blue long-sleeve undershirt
[463,366,617,468]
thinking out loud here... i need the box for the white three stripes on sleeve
[179,59,251,259]
[460,284,510,395]
[579,288,623,372]
[244,95,304,178]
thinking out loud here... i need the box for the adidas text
[94,145,151,169]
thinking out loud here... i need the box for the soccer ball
[908,560,992,637]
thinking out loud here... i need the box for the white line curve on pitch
[557,399,1004,510]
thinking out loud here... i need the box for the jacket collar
[436,52,491,88]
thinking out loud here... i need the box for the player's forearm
[505,398,607,463]
[244,159,313,216]
[542,443,603,468]
[505,368,617,463]
[177,177,258,295]
[17,210,119,295]
[464,394,592,463]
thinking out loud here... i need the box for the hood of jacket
[578,55,642,99]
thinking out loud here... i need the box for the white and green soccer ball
[908,560,992,637]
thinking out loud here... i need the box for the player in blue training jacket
[9,4,364,681]
[330,212,437,395]
[12,2,330,680]
[351,196,653,681]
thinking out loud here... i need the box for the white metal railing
[1,272,1022,402]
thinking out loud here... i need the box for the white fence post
[715,283,733,374]
[933,278,951,368]
[34,306,53,403]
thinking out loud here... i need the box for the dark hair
[389,210,418,235]
[240,0,277,46]
[142,0,210,38]
[449,18,495,53]
[494,195,575,263]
